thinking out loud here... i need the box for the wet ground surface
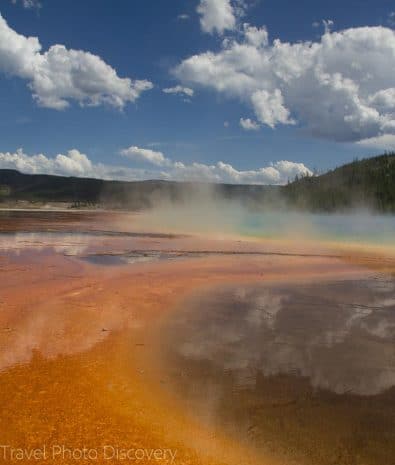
[0,210,395,465]
[157,278,395,465]
[0,228,349,268]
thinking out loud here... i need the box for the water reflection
[158,277,395,464]
[0,232,92,256]
[81,251,194,266]
[0,232,200,266]
[0,277,143,373]
[165,277,395,396]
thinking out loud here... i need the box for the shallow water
[140,203,395,247]
[0,231,188,265]
[159,277,395,465]
[240,211,395,245]
[1,210,395,465]
[80,251,189,266]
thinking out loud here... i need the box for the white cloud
[197,0,237,34]
[118,145,312,184]
[251,89,294,128]
[357,134,395,150]
[120,146,170,166]
[171,159,312,184]
[0,148,157,181]
[239,117,260,130]
[0,148,312,185]
[0,149,94,177]
[243,24,268,48]
[368,88,395,111]
[163,85,194,97]
[322,19,334,32]
[11,0,41,10]
[0,13,153,110]
[175,24,395,143]
[388,12,395,27]
[177,14,190,20]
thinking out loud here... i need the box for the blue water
[238,212,395,245]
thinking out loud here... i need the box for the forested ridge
[0,153,394,212]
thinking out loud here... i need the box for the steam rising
[133,183,395,249]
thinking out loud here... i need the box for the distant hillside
[283,153,395,212]
[0,169,275,209]
[0,153,394,212]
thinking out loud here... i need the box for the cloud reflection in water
[167,278,395,396]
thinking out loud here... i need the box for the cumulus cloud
[163,85,194,97]
[120,146,170,166]
[243,23,268,47]
[171,159,312,184]
[251,89,294,128]
[197,0,237,34]
[11,0,41,10]
[0,149,94,177]
[0,13,152,109]
[119,145,312,184]
[357,134,395,150]
[0,148,312,185]
[239,117,260,130]
[0,148,158,181]
[175,23,395,143]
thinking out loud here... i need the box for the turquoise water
[238,212,395,245]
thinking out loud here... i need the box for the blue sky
[0,0,395,184]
